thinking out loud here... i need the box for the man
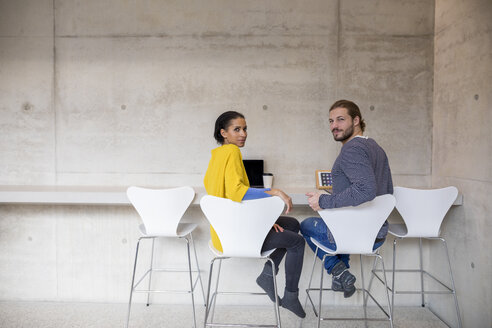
[300,99,393,298]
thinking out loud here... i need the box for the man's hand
[306,191,322,211]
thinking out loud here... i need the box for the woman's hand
[266,188,293,214]
[273,223,284,232]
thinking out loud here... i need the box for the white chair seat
[309,236,386,256]
[388,223,408,238]
[310,237,335,254]
[177,223,198,237]
[139,222,198,238]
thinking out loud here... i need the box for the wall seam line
[335,0,341,100]
[52,0,60,300]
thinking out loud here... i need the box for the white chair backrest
[393,186,458,238]
[200,195,285,258]
[317,194,396,254]
[127,186,195,236]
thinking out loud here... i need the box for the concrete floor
[0,301,448,328]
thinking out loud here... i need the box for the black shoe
[331,262,356,298]
[343,284,356,298]
[281,290,306,318]
[256,273,281,305]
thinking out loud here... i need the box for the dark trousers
[261,216,305,292]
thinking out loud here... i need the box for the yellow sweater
[204,144,250,252]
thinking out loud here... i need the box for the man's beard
[332,124,354,142]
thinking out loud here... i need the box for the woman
[204,111,306,318]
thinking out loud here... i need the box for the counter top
[0,185,463,206]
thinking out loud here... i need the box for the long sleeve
[319,143,377,209]
[224,148,250,202]
[242,188,271,200]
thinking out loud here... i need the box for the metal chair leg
[306,249,393,327]
[360,255,368,322]
[204,258,218,328]
[184,238,197,328]
[210,258,222,324]
[391,238,397,318]
[365,251,380,307]
[317,254,327,328]
[419,238,425,307]
[204,256,279,328]
[146,238,155,306]
[268,258,281,328]
[126,238,142,328]
[440,237,463,328]
[379,254,394,328]
[304,246,319,315]
[190,233,206,305]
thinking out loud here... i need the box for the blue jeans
[300,217,384,274]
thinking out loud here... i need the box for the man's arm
[318,145,377,209]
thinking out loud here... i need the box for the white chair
[200,195,285,328]
[304,194,396,328]
[126,186,205,328]
[369,186,462,328]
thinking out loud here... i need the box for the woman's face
[221,117,247,147]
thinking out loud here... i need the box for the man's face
[328,107,356,142]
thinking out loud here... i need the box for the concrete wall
[0,0,433,188]
[431,0,492,327]
[1,0,465,315]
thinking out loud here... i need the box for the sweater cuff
[319,193,332,209]
[242,187,271,200]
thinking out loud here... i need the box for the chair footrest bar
[371,270,394,292]
[132,269,152,289]
[372,269,455,293]
[206,324,278,328]
[134,289,193,294]
[151,268,201,273]
[428,306,454,328]
[320,317,390,322]
[213,291,267,296]
[306,287,391,320]
[133,269,202,292]
[373,269,423,273]
[395,291,454,295]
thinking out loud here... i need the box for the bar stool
[200,195,285,328]
[126,186,205,328]
[304,194,396,328]
[369,186,462,328]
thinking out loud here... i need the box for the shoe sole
[344,286,356,298]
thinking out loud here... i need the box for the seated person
[204,111,306,318]
[301,100,393,298]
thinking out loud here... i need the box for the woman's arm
[265,188,293,214]
[223,147,250,202]
[242,187,271,200]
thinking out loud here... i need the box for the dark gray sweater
[319,136,393,239]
